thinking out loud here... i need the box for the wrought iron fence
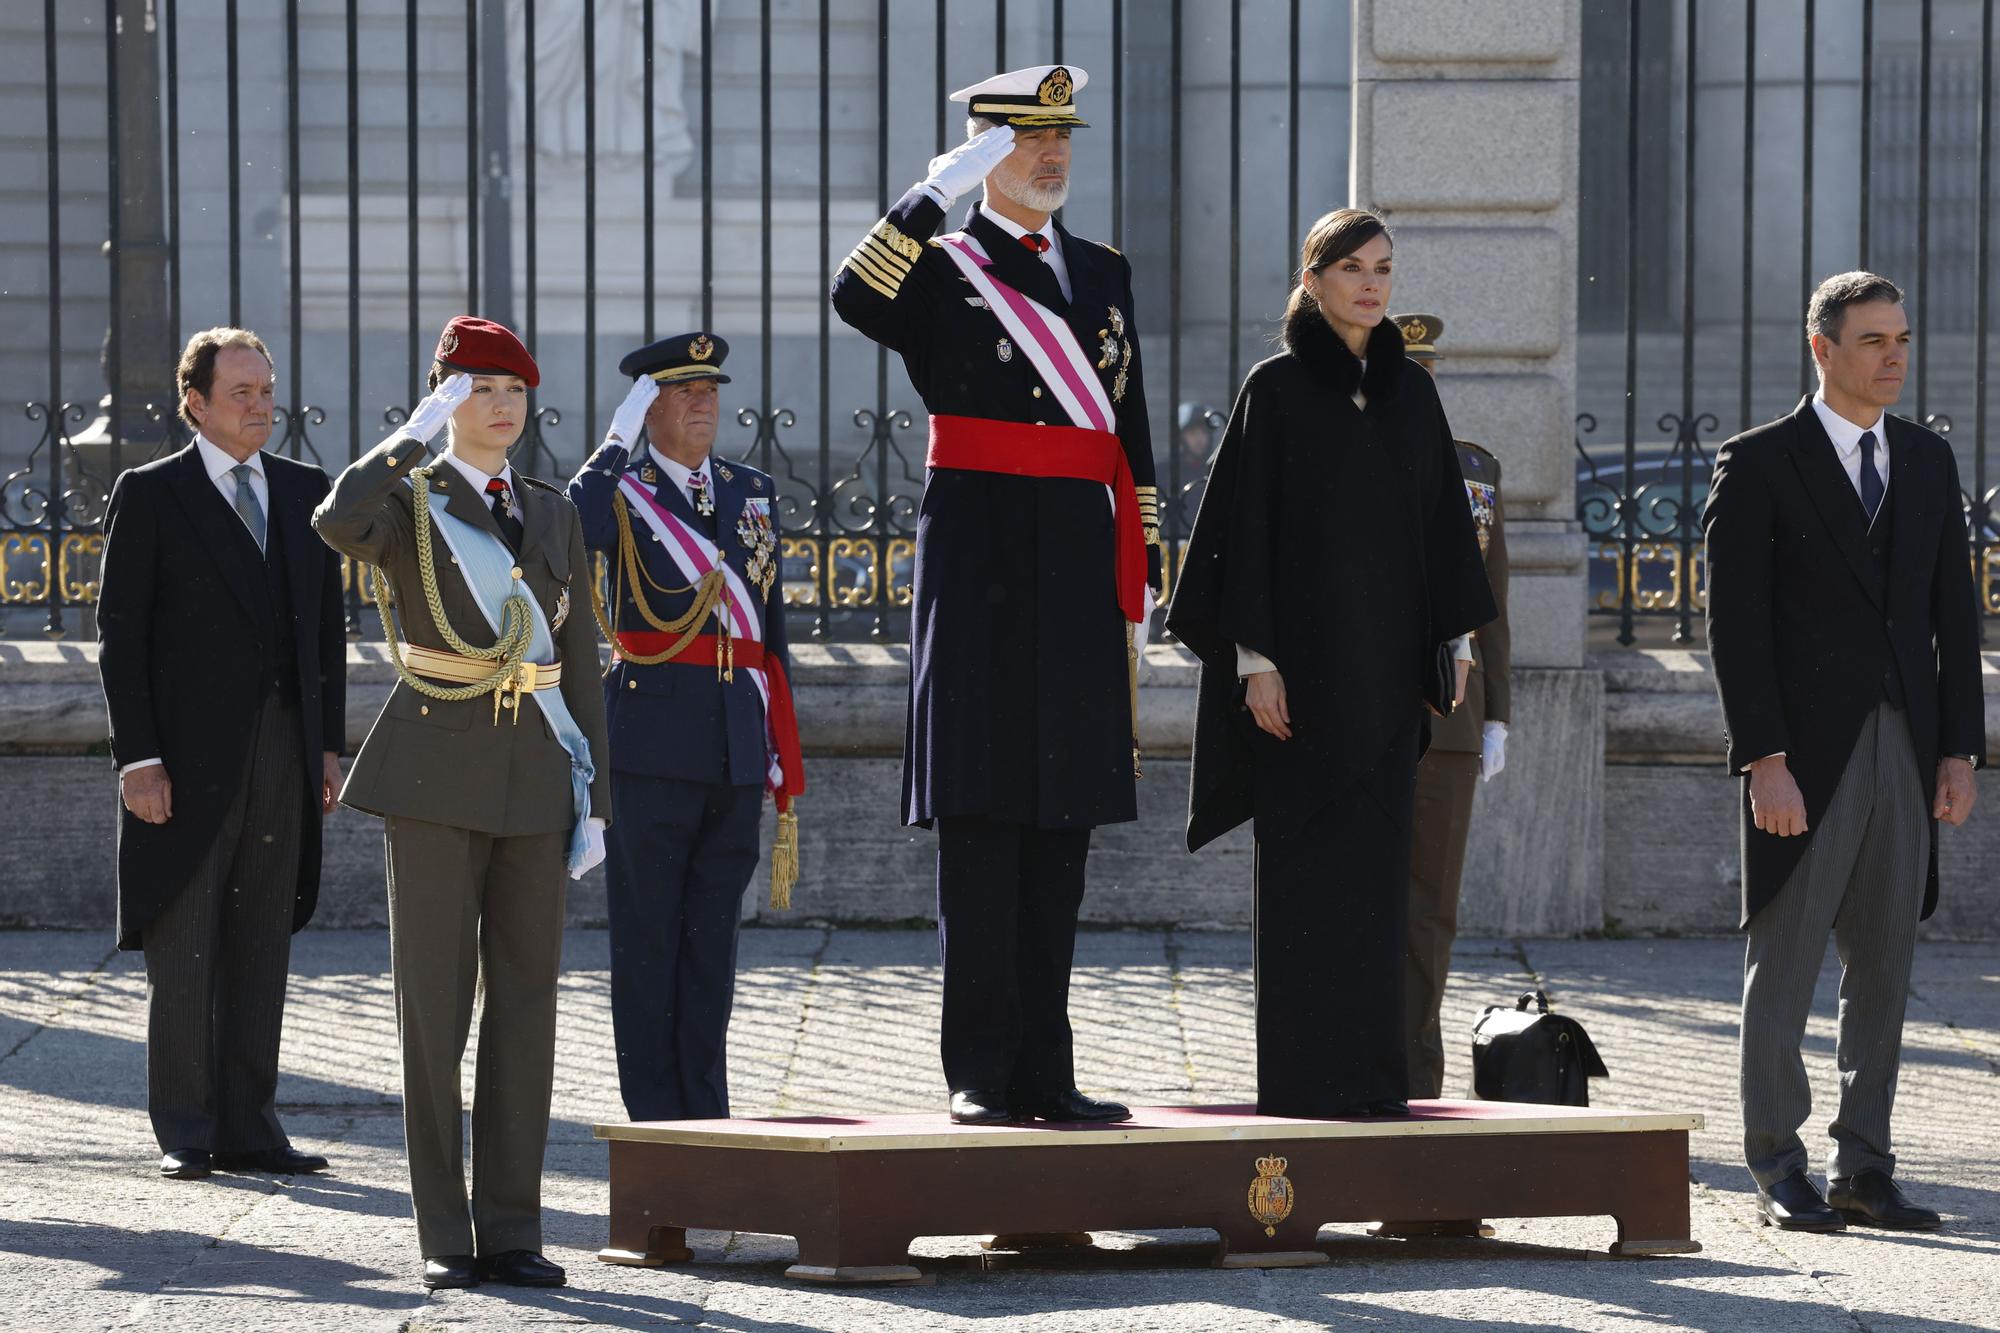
[3,0,1347,641]
[1579,0,2000,645]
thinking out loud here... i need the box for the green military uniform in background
[1396,314,1513,1102]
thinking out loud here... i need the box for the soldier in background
[1394,313,1513,1105]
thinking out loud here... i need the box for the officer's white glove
[1131,587,1156,676]
[919,125,1016,208]
[570,815,607,880]
[605,375,659,449]
[399,373,473,446]
[1480,721,1508,782]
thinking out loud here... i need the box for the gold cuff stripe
[856,234,915,278]
[870,220,924,263]
[843,247,908,296]
[841,255,901,301]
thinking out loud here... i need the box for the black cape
[1166,308,1497,851]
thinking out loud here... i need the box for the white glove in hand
[1131,587,1156,675]
[1480,721,1508,782]
[399,373,473,445]
[605,375,659,449]
[570,816,607,880]
[920,125,1016,207]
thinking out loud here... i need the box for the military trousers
[142,688,305,1155]
[934,816,1091,1098]
[384,816,566,1258]
[1741,702,1929,1189]
[1403,748,1481,1100]
[605,772,762,1122]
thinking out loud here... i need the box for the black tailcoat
[1703,396,1985,927]
[1166,310,1497,850]
[97,446,347,949]
[832,187,1161,829]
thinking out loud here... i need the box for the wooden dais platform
[594,1100,1703,1284]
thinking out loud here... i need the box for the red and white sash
[614,473,783,791]
[934,232,1116,434]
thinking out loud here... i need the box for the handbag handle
[1515,989,1552,1014]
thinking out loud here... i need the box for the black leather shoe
[477,1250,567,1287]
[949,1089,1016,1125]
[1018,1088,1132,1123]
[422,1255,479,1290]
[1828,1171,1943,1231]
[1363,1099,1411,1118]
[1757,1171,1846,1231]
[216,1145,328,1174]
[159,1149,212,1180]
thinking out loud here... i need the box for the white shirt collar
[194,433,264,484]
[979,204,1062,256]
[649,445,713,494]
[1811,389,1885,460]
[441,448,514,496]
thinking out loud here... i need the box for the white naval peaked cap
[949,64,1091,128]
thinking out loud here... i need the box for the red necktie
[1019,232,1050,254]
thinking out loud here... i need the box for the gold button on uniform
[510,566,523,580]
[419,705,429,715]
[386,455,399,466]
[1032,386,1043,399]
[627,679,638,689]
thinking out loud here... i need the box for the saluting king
[831,64,1163,1126]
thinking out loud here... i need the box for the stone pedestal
[1350,0,1598,923]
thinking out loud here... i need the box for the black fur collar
[1282,302,1406,406]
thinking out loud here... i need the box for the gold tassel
[768,804,799,910]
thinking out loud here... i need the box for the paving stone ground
[2,927,1996,1331]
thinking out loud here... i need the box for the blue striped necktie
[230,463,267,552]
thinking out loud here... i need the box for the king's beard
[992,169,1070,215]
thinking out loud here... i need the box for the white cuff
[1451,635,1474,663]
[119,757,163,776]
[917,180,954,209]
[1236,644,1277,677]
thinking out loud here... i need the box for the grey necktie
[230,462,267,552]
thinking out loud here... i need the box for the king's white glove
[399,373,473,445]
[605,375,659,449]
[1131,587,1156,674]
[1480,721,1508,782]
[570,816,607,880]
[920,125,1016,208]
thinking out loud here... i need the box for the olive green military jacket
[312,438,613,835]
[1431,440,1511,755]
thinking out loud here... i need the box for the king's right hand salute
[832,64,1160,1128]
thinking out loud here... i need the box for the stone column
[1350,0,1602,933]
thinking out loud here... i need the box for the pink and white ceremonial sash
[933,232,1117,434]
[614,473,784,792]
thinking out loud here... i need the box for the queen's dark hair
[1284,208,1392,324]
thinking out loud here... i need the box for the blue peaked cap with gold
[619,331,732,385]
[951,64,1090,129]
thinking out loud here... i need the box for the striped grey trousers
[1740,701,1930,1188]
[142,689,306,1154]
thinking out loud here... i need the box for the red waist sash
[614,631,805,811]
[925,413,1147,624]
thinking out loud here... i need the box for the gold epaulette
[843,218,924,300]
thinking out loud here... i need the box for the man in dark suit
[568,333,800,1124]
[1705,272,1985,1234]
[97,326,346,1181]
[831,64,1163,1126]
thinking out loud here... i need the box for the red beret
[434,315,539,388]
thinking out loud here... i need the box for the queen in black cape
[1166,210,1496,1117]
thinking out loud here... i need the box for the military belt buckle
[492,660,537,726]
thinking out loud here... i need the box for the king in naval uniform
[831,64,1163,1126]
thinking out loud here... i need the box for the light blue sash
[418,485,595,873]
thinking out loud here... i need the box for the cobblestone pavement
[2,927,1996,1331]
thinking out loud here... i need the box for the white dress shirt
[648,446,715,509]
[440,448,515,500]
[194,433,269,540]
[980,206,1073,303]
[123,437,272,776]
[1810,389,1890,521]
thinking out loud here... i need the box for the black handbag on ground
[1470,990,1609,1107]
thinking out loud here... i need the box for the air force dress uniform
[567,333,803,1123]
[830,66,1163,1123]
